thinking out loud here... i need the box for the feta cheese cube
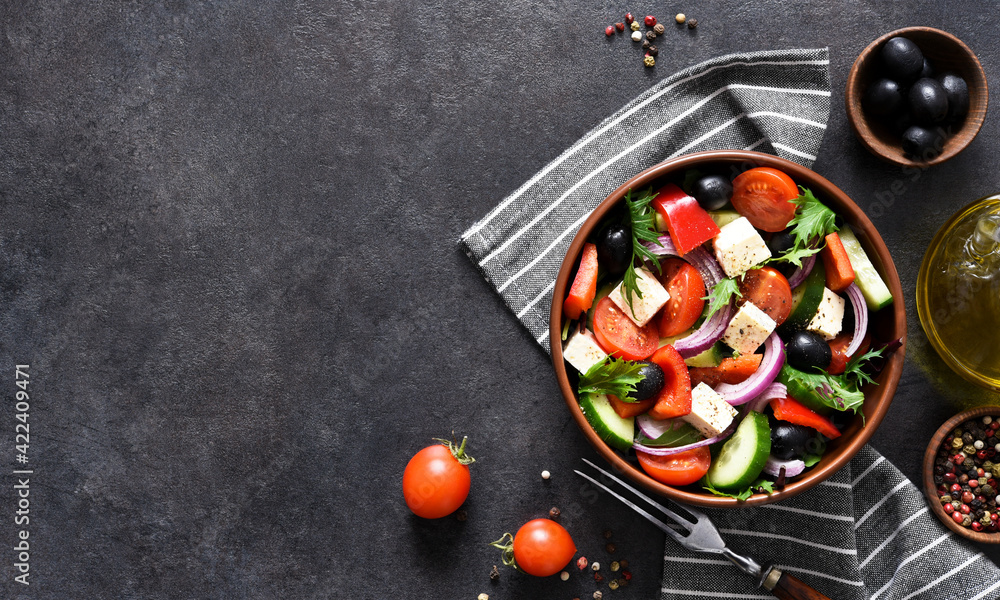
[563,329,608,374]
[713,216,772,277]
[608,267,670,327]
[682,382,738,438]
[722,301,776,355]
[807,287,846,340]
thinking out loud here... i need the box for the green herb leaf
[778,364,866,413]
[802,454,822,467]
[621,188,663,317]
[703,478,776,501]
[771,187,838,268]
[578,356,646,399]
[703,276,742,320]
[635,423,702,447]
[843,346,886,388]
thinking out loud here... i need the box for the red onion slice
[636,414,684,440]
[786,254,817,289]
[747,382,788,412]
[763,456,806,477]
[633,420,736,456]
[644,235,731,358]
[844,283,868,357]
[714,333,786,405]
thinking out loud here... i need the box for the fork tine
[580,458,697,527]
[573,469,688,547]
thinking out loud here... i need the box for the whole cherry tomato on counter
[491,518,577,577]
[402,436,475,518]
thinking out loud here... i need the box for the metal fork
[575,458,831,600]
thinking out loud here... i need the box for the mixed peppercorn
[933,415,1000,533]
[603,10,699,68]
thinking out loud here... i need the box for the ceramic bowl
[922,405,1000,543]
[550,150,906,507]
[845,26,987,167]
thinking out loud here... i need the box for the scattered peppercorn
[560,571,570,581]
[549,507,561,519]
[605,25,615,37]
[630,21,641,31]
[577,556,589,570]
[478,594,489,600]
[608,579,620,590]
[456,510,467,521]
[606,542,616,553]
[541,470,551,480]
[653,23,665,35]
[610,561,620,572]
[615,22,625,32]
[490,565,500,581]
[687,18,698,29]
[645,30,657,41]
[644,15,657,27]
[603,529,613,539]
[631,30,642,42]
[592,561,601,571]
[644,55,656,67]
[594,573,604,583]
[593,592,603,600]
[625,12,634,24]
[642,40,650,49]
[619,559,629,569]
[648,45,659,57]
[675,13,686,23]
[622,569,632,580]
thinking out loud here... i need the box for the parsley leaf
[843,346,887,388]
[772,187,838,268]
[702,276,742,320]
[621,188,663,317]
[777,364,866,413]
[703,478,775,501]
[577,356,646,399]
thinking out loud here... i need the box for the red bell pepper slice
[770,396,842,439]
[646,344,693,420]
[651,183,721,255]
[821,232,856,293]
[563,242,599,320]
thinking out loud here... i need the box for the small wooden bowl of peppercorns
[845,27,987,167]
[923,406,1000,543]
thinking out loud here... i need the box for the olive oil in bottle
[917,195,1000,390]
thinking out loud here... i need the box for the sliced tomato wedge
[646,345,693,421]
[770,396,841,439]
[658,257,707,338]
[608,395,655,418]
[592,296,659,360]
[738,266,793,326]
[688,353,763,388]
[563,242,599,320]
[637,446,711,486]
[731,167,799,232]
[651,183,721,255]
[827,330,871,375]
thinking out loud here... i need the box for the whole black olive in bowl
[863,78,903,117]
[880,36,924,84]
[786,330,833,372]
[938,73,970,121]
[908,78,949,124]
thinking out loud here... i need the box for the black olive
[908,77,949,124]
[767,228,795,257]
[597,224,631,276]
[920,57,934,79]
[888,110,914,137]
[770,422,814,460]
[690,174,732,211]
[880,37,924,84]
[786,330,833,372]
[901,125,944,161]
[937,73,970,122]
[862,78,903,117]
[631,362,665,401]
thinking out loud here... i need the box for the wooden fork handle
[762,568,833,600]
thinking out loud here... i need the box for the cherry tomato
[731,167,799,232]
[637,446,711,486]
[402,438,473,519]
[658,258,707,338]
[738,266,793,326]
[592,295,659,360]
[512,519,577,577]
[827,330,871,375]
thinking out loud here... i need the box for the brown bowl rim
[922,405,1000,543]
[550,149,907,508]
[845,26,988,167]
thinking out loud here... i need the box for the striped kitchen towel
[459,48,1000,599]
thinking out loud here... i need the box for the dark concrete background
[1,1,998,598]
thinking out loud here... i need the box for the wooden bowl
[550,150,907,507]
[922,406,1000,543]
[845,27,987,167]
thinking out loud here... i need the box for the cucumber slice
[838,226,893,310]
[778,260,826,335]
[705,412,771,490]
[578,393,635,452]
[709,209,742,228]
[684,343,724,368]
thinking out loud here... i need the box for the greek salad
[561,165,896,500]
